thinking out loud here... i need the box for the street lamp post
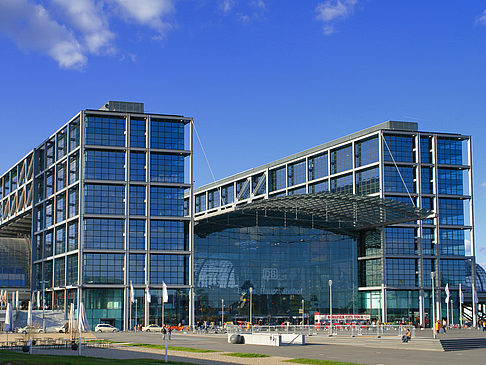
[431,272,436,339]
[329,280,333,336]
[301,299,305,326]
[221,299,224,327]
[249,287,253,326]
[42,280,46,333]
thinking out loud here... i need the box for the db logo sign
[263,268,278,280]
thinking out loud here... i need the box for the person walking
[168,326,172,340]
[162,325,167,340]
[442,318,447,334]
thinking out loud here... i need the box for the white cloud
[220,0,236,14]
[0,0,86,69]
[53,0,115,54]
[316,0,358,35]
[112,0,175,34]
[478,9,486,25]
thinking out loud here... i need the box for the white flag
[445,283,450,304]
[162,282,168,303]
[130,281,135,304]
[459,284,464,304]
[78,303,91,332]
[27,301,33,327]
[37,291,40,309]
[31,292,36,306]
[5,303,13,332]
[145,284,151,303]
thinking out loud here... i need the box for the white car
[55,323,69,333]
[17,326,44,334]
[142,324,162,332]
[95,323,119,332]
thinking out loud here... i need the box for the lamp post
[301,299,305,326]
[221,299,224,327]
[249,287,253,326]
[431,272,436,339]
[329,280,333,336]
[451,300,454,326]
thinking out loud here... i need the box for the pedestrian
[442,318,447,334]
[168,326,172,340]
[434,320,440,334]
[402,329,411,343]
[162,325,167,340]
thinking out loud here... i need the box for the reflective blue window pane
[420,137,432,164]
[85,116,125,147]
[66,254,78,285]
[422,259,435,286]
[150,187,184,216]
[384,135,415,163]
[54,257,65,287]
[67,220,78,251]
[331,145,352,174]
[84,184,125,215]
[150,120,184,150]
[129,219,145,250]
[440,229,465,256]
[309,180,328,193]
[356,167,379,195]
[269,167,286,191]
[150,254,187,284]
[440,259,466,285]
[288,187,306,195]
[84,218,125,250]
[83,253,124,284]
[330,174,353,194]
[150,221,185,250]
[55,225,65,255]
[85,150,125,181]
[221,184,234,205]
[438,168,464,195]
[150,154,184,183]
[384,228,417,255]
[130,152,146,182]
[130,119,146,148]
[129,254,145,284]
[422,228,435,256]
[386,258,418,286]
[438,198,464,225]
[44,230,53,258]
[195,193,206,213]
[129,186,145,216]
[437,138,463,165]
[384,166,416,193]
[421,168,433,194]
[208,189,220,209]
[421,198,434,224]
[288,160,306,187]
[355,137,378,167]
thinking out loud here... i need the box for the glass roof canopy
[195,192,432,237]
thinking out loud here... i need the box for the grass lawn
[0,350,193,364]
[223,352,269,358]
[123,343,219,353]
[285,359,365,365]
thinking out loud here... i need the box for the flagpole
[459,283,463,327]
[451,300,454,326]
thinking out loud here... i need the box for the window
[130,152,146,182]
[421,168,433,194]
[421,198,434,225]
[83,253,124,284]
[308,153,328,181]
[358,259,381,287]
[45,199,54,227]
[130,119,146,148]
[57,128,67,160]
[440,259,466,285]
[208,189,220,209]
[330,174,353,194]
[383,135,415,163]
[69,153,79,185]
[84,218,125,250]
[440,229,465,256]
[85,150,125,181]
[236,178,250,199]
[84,184,125,215]
[438,168,464,195]
[420,137,432,164]
[44,230,53,258]
[422,258,435,286]
[54,258,65,287]
[384,166,416,193]
[150,120,184,150]
[150,187,183,216]
[150,254,187,284]
[67,220,78,251]
[437,138,463,165]
[195,193,206,213]
[288,160,306,187]
[129,186,145,216]
[56,193,66,223]
[221,184,234,205]
[85,116,125,147]
[269,167,286,192]
[309,180,328,193]
[150,221,185,250]
[384,228,417,255]
[356,167,379,195]
[355,137,378,167]
[252,173,266,196]
[386,259,418,287]
[150,154,184,183]
[55,225,65,255]
[69,119,80,152]
[68,187,78,218]
[129,220,145,250]
[66,254,78,285]
[422,228,435,255]
[129,254,145,284]
[331,145,352,174]
[57,163,66,191]
[439,198,464,225]
[46,169,54,197]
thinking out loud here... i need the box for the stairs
[440,338,486,351]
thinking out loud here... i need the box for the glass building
[0,101,194,330]
[188,121,477,327]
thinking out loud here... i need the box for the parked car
[17,326,44,334]
[142,324,162,332]
[95,323,118,332]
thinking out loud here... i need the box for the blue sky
[1,0,486,265]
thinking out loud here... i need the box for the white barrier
[228,333,305,346]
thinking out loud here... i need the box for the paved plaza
[3,329,485,365]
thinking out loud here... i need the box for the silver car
[142,324,162,332]
[94,323,118,332]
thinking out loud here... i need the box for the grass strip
[124,343,218,353]
[223,352,269,358]
[285,359,365,365]
[0,350,192,364]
